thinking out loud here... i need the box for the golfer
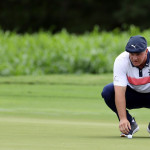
[101,35,150,137]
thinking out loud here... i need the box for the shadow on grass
[131,136,150,139]
[80,135,150,139]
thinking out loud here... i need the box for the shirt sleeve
[113,56,128,86]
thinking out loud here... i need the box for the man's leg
[126,85,150,109]
[101,83,133,122]
[125,86,150,135]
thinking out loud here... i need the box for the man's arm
[114,85,131,134]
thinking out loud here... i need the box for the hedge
[0,26,149,75]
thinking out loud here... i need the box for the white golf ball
[127,134,132,139]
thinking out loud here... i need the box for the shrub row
[0,26,149,75]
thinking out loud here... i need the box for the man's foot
[147,122,150,133]
[120,118,139,137]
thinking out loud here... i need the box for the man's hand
[119,119,131,134]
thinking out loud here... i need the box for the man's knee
[101,83,117,112]
[101,83,114,101]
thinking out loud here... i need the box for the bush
[0,26,149,75]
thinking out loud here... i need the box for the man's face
[129,49,148,67]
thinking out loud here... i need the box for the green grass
[0,74,150,150]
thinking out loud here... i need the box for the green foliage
[0,26,150,75]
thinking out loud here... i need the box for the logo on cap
[131,45,136,48]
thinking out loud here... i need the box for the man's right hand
[119,119,131,134]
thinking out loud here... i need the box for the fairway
[0,74,150,150]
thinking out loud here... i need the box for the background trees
[0,0,150,33]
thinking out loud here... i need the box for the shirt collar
[145,51,149,66]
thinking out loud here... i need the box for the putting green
[0,75,149,150]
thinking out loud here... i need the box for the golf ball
[127,134,132,139]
